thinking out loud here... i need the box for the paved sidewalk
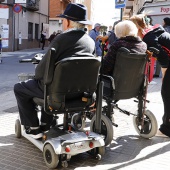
[0,77,170,170]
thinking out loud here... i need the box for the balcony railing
[26,0,39,11]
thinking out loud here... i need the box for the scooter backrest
[46,56,101,111]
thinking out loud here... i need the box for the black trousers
[41,41,45,50]
[14,79,53,127]
[160,64,170,137]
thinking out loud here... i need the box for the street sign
[13,4,22,13]
[0,5,9,19]
[115,0,126,9]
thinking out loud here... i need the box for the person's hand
[146,50,153,58]
[96,36,108,44]
[96,35,103,41]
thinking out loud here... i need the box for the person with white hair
[102,20,147,75]
[14,3,95,139]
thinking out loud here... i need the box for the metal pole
[95,80,104,133]
[17,12,19,50]
[120,8,123,21]
[0,35,2,63]
[12,4,15,51]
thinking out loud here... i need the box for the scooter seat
[33,97,44,106]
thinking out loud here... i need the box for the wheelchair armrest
[102,74,115,90]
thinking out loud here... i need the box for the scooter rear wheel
[90,114,113,146]
[43,144,59,169]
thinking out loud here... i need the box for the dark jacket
[143,25,170,68]
[35,30,95,90]
[48,34,56,43]
[164,26,170,33]
[102,36,147,75]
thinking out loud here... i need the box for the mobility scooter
[15,48,113,169]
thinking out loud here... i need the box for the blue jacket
[89,29,102,56]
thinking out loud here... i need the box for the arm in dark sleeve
[101,46,117,75]
[35,50,50,80]
[35,39,60,80]
[143,34,169,68]
[154,43,169,68]
[89,30,96,42]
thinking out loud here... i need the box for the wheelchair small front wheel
[133,110,158,138]
[90,114,113,146]
[15,119,21,138]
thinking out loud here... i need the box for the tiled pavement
[0,77,170,170]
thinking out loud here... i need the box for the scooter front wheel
[90,114,113,146]
[43,144,59,169]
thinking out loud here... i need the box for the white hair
[70,21,86,29]
[115,20,138,38]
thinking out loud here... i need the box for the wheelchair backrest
[112,47,148,100]
[45,56,101,112]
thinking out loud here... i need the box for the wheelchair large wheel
[90,114,113,146]
[15,119,21,138]
[133,110,158,138]
[43,144,59,169]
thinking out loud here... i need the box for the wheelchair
[15,48,113,169]
[90,47,158,143]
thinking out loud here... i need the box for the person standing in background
[40,31,46,50]
[48,31,56,44]
[0,34,2,63]
[89,23,102,57]
[163,17,170,33]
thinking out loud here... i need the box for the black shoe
[25,128,43,139]
[40,121,57,133]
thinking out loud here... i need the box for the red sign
[13,4,22,13]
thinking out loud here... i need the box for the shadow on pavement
[0,133,170,170]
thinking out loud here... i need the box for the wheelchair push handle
[148,47,159,54]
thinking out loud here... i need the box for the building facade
[141,0,170,25]
[123,0,170,26]
[0,0,49,52]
